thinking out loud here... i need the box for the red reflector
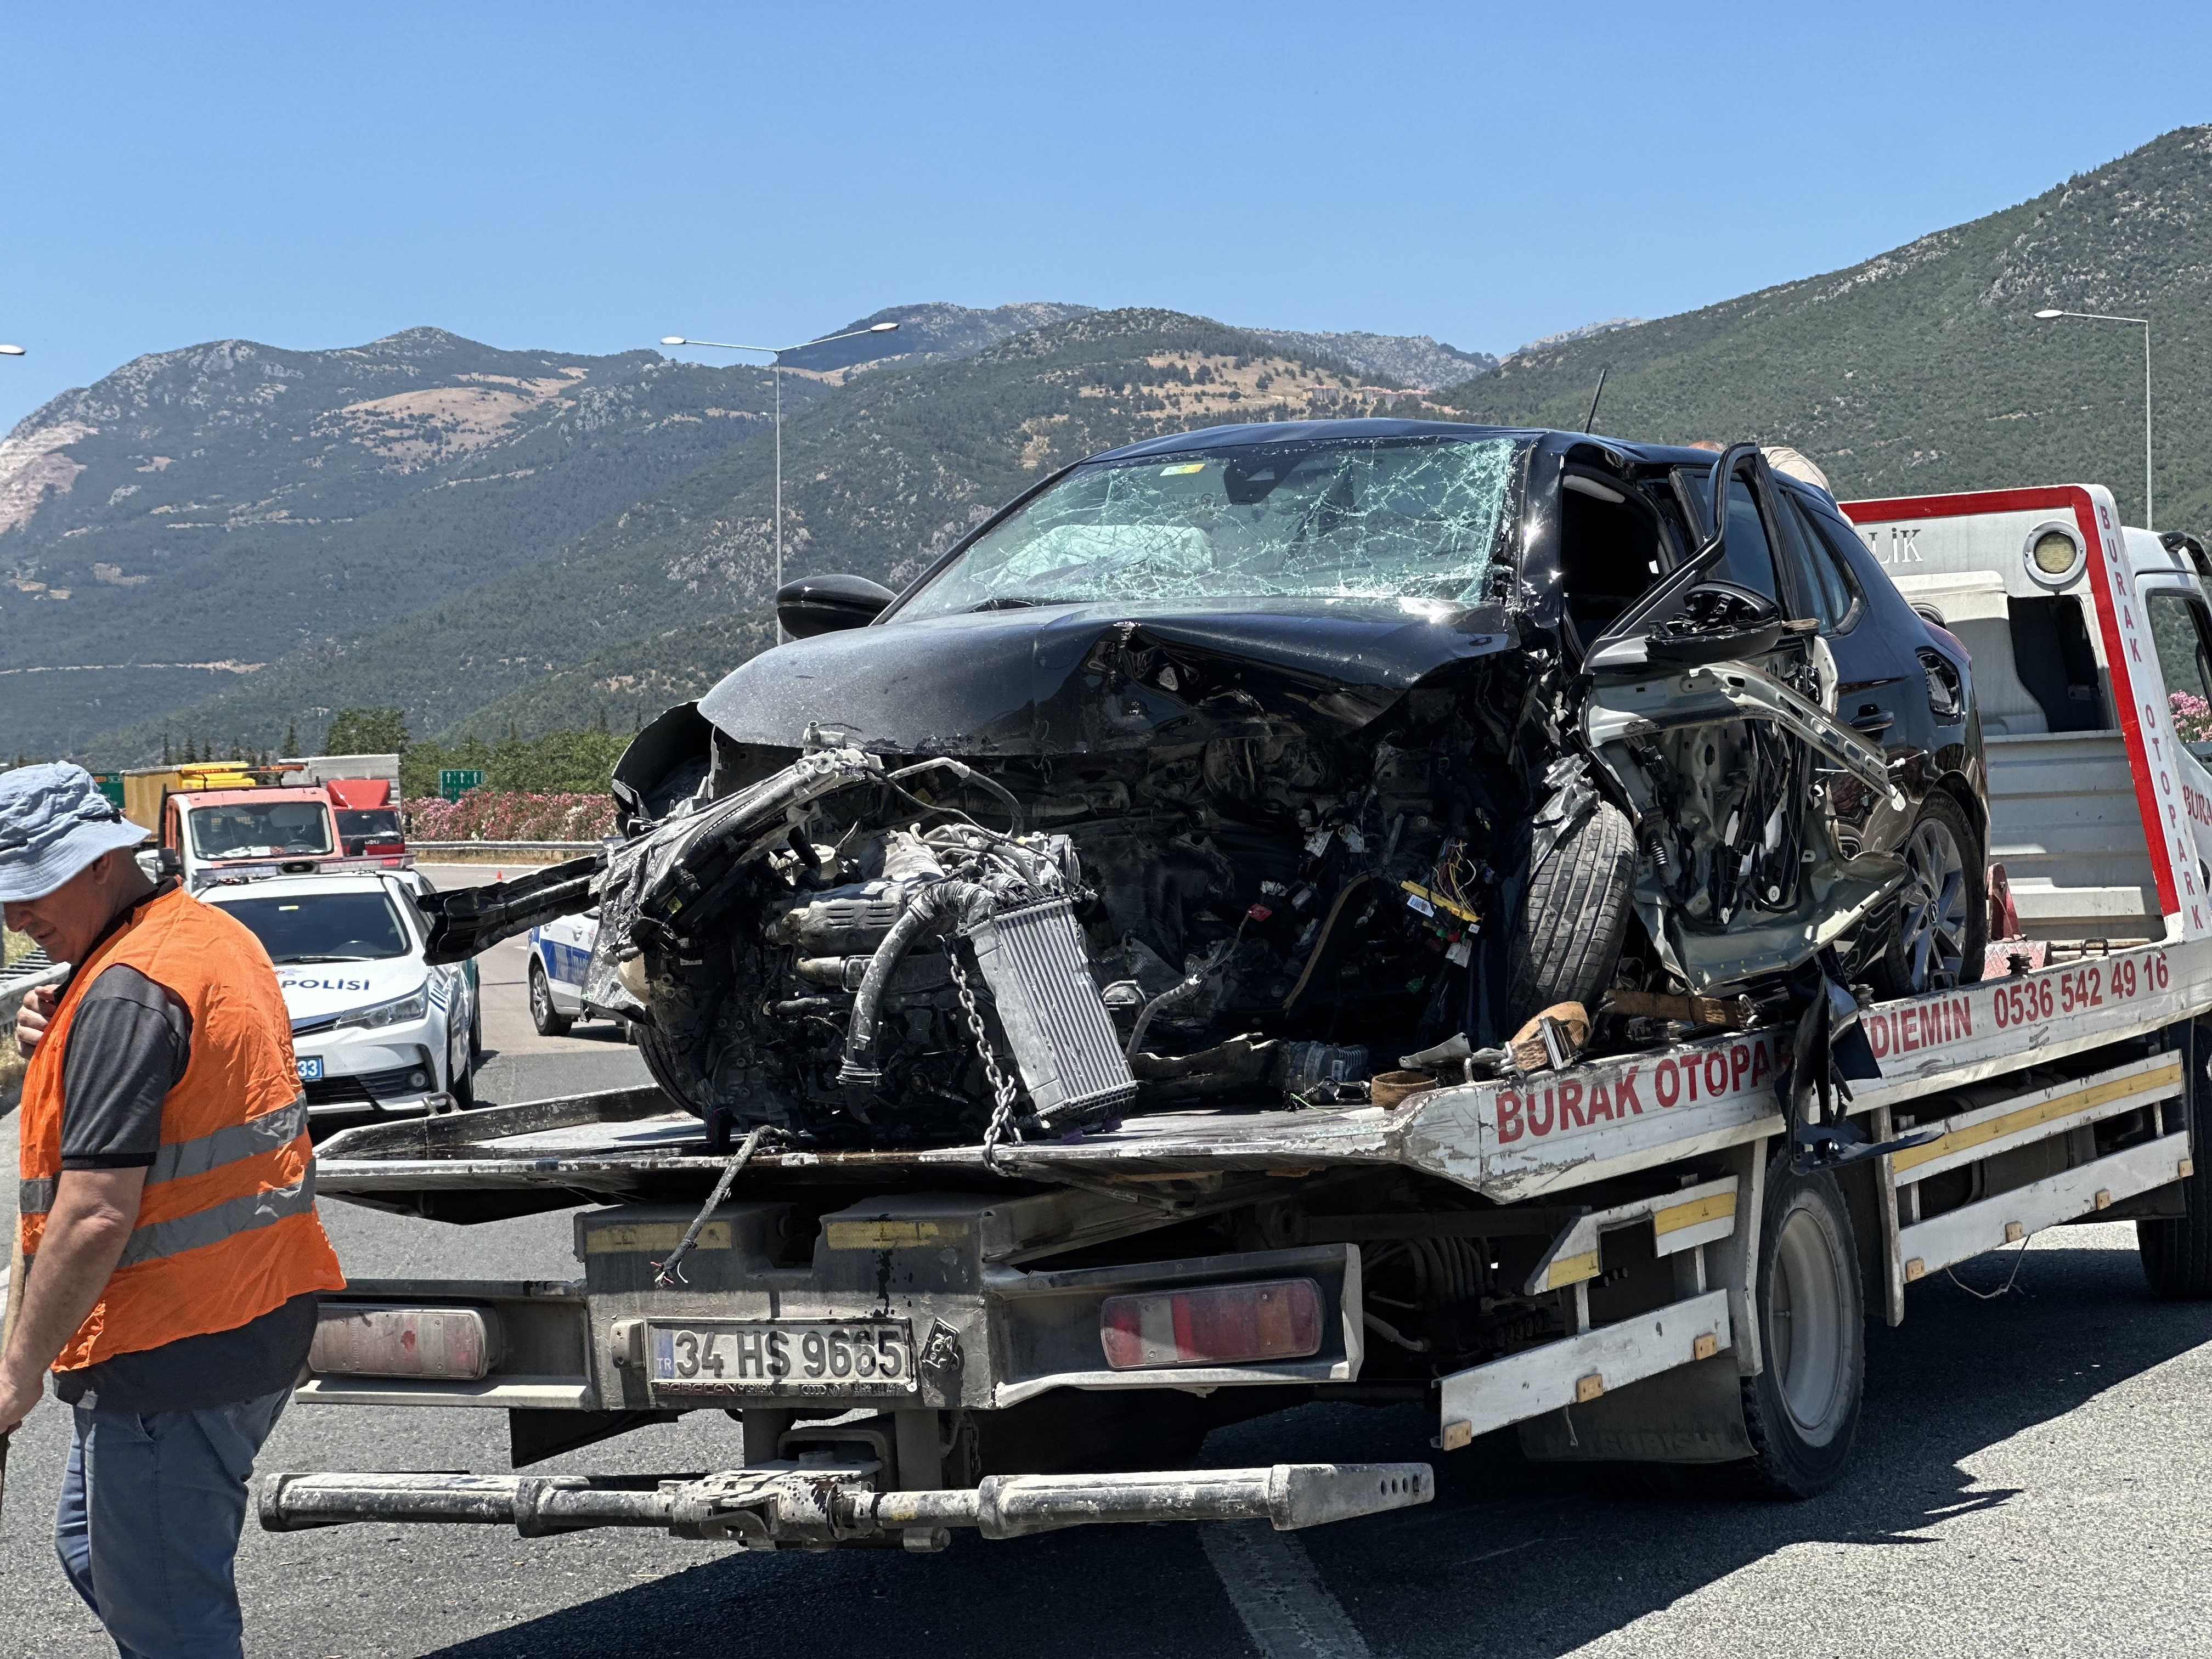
[1098,1278,1323,1369]
[308,1305,501,1381]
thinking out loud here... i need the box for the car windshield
[896,435,1523,621]
[213,890,411,963]
[337,809,403,840]
[188,802,333,859]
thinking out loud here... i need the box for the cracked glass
[897,435,1524,620]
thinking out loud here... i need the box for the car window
[1780,496,1862,634]
[2147,590,2212,752]
[211,890,411,964]
[1705,478,1782,609]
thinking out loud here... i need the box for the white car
[527,909,618,1037]
[202,871,480,1115]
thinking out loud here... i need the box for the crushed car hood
[697,597,1516,755]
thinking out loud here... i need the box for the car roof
[1082,418,1743,473]
[179,788,330,808]
[199,872,404,900]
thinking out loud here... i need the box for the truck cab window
[2147,590,2212,750]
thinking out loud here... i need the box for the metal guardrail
[408,840,604,855]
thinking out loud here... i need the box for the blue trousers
[56,1387,292,1659]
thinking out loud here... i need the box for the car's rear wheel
[1506,799,1636,1024]
[1871,791,1986,998]
[529,959,572,1036]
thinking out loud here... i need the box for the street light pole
[2034,307,2154,531]
[659,321,899,640]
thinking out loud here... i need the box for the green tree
[161,731,172,764]
[284,719,299,755]
[323,707,410,756]
[182,736,198,763]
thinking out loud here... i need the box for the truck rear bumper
[259,1460,1432,1549]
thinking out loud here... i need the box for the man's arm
[0,1167,145,1433]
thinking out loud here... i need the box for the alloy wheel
[1895,815,1968,992]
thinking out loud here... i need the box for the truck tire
[2138,1030,2212,1298]
[1730,1153,1865,1498]
[528,960,572,1036]
[1506,799,1635,1024]
[1870,791,1987,999]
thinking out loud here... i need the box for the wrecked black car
[427,420,1985,1149]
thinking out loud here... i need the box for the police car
[527,909,622,1037]
[201,870,480,1114]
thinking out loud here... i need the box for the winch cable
[653,1122,778,1288]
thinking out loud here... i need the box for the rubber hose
[837,880,996,1085]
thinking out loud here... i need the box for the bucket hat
[0,763,149,902]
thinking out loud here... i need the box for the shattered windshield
[897,435,1523,620]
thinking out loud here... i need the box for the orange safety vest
[17,885,346,1373]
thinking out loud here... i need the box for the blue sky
[4,1,2211,430]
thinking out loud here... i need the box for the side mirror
[776,574,896,639]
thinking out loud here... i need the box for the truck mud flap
[259,1461,1432,1550]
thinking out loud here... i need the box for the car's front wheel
[1871,791,1986,998]
[529,958,572,1036]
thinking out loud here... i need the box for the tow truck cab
[164,785,347,889]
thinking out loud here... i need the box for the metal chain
[945,939,1022,1167]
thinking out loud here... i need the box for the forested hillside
[1443,126,2212,531]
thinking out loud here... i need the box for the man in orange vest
[2,763,346,1658]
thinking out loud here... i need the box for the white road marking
[1201,1522,1373,1659]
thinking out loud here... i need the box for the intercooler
[963,896,1137,1127]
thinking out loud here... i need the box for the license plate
[647,1319,917,1398]
[296,1056,324,1082]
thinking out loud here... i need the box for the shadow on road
[411,1234,2211,1658]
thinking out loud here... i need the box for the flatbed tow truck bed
[260,483,2212,1553]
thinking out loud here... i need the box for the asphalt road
[6,866,2211,1655]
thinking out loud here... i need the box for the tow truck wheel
[2138,1030,2212,1298]
[1733,1154,1865,1498]
[529,959,572,1036]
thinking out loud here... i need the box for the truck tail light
[309,1305,502,1381]
[1099,1278,1323,1369]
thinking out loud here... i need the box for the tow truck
[260,482,2212,1553]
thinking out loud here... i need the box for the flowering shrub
[402,791,616,843]
[2172,691,2212,745]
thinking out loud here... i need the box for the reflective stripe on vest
[117,1163,318,1268]
[16,1095,309,1222]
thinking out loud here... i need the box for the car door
[1583,447,1902,989]
[1773,491,1922,860]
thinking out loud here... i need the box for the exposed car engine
[575,701,1567,1147]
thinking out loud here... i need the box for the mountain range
[7,123,2212,766]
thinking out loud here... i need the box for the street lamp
[659,320,899,640]
[2034,307,2154,530]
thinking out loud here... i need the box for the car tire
[1728,1154,1865,1498]
[529,960,572,1036]
[470,1000,484,1065]
[2140,1030,2212,1298]
[1870,791,1987,999]
[1505,799,1636,1024]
